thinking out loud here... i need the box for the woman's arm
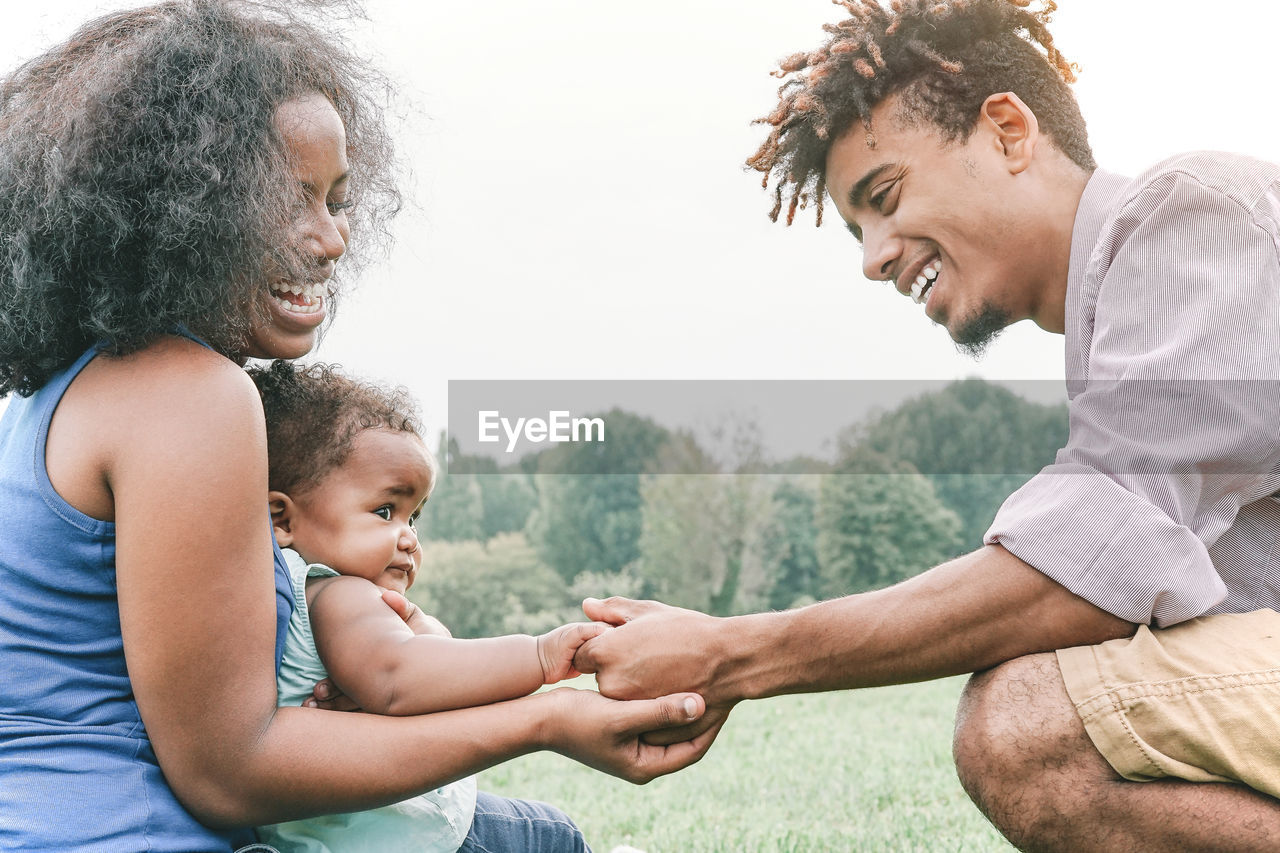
[308,575,604,715]
[95,341,708,828]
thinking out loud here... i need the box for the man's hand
[537,622,608,684]
[574,596,738,745]
[574,597,726,700]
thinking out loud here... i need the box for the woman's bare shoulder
[75,337,263,445]
[49,337,263,518]
[97,336,255,400]
[82,337,265,497]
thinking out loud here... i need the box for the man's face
[825,96,1053,354]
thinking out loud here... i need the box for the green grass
[478,676,1015,852]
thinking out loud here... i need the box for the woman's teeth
[270,281,326,315]
[910,259,941,304]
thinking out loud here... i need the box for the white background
[4,1,1279,444]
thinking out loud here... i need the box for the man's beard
[952,303,1012,358]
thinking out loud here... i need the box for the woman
[0,2,709,850]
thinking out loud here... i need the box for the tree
[410,532,571,638]
[421,433,537,543]
[636,425,782,616]
[525,409,671,581]
[857,379,1068,548]
[816,446,964,596]
[478,474,537,539]
[766,477,822,609]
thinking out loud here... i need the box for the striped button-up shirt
[986,153,1280,627]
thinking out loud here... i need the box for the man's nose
[860,222,902,284]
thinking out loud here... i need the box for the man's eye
[327,199,355,216]
[373,505,393,521]
[870,182,895,212]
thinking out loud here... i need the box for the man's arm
[309,576,601,716]
[578,168,1280,715]
[576,544,1133,709]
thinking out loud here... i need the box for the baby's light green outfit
[256,548,477,853]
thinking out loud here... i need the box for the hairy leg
[953,653,1280,852]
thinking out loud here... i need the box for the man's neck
[1029,165,1093,335]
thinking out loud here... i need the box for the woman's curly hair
[248,359,429,498]
[0,0,401,397]
[747,0,1094,226]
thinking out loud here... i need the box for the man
[574,1,1280,849]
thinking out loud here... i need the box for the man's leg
[953,653,1280,852]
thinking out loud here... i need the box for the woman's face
[242,92,352,361]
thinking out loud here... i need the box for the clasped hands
[572,596,736,747]
[306,591,733,750]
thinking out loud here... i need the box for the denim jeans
[458,791,591,853]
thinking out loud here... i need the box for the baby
[248,360,600,853]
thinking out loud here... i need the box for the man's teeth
[909,259,942,304]
[270,281,326,314]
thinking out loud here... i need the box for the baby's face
[286,428,432,594]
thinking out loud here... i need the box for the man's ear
[269,490,295,548]
[980,91,1038,175]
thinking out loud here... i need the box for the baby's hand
[536,622,608,684]
[381,589,452,637]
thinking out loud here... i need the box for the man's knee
[953,654,1112,848]
[956,655,1065,783]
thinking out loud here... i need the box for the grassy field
[478,676,1015,852]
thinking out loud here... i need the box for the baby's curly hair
[747,0,1094,226]
[248,359,429,498]
[0,0,401,397]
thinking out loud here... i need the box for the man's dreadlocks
[747,0,1094,225]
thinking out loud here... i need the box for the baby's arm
[308,576,604,716]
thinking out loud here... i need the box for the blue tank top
[0,344,295,851]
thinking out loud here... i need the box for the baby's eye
[373,505,393,521]
[408,512,419,530]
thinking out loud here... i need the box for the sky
[4,1,1280,454]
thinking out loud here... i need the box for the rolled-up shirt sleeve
[986,167,1280,627]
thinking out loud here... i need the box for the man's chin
[950,304,1012,359]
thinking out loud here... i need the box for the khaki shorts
[1058,609,1280,798]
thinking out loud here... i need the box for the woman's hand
[538,687,718,784]
[304,589,446,710]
